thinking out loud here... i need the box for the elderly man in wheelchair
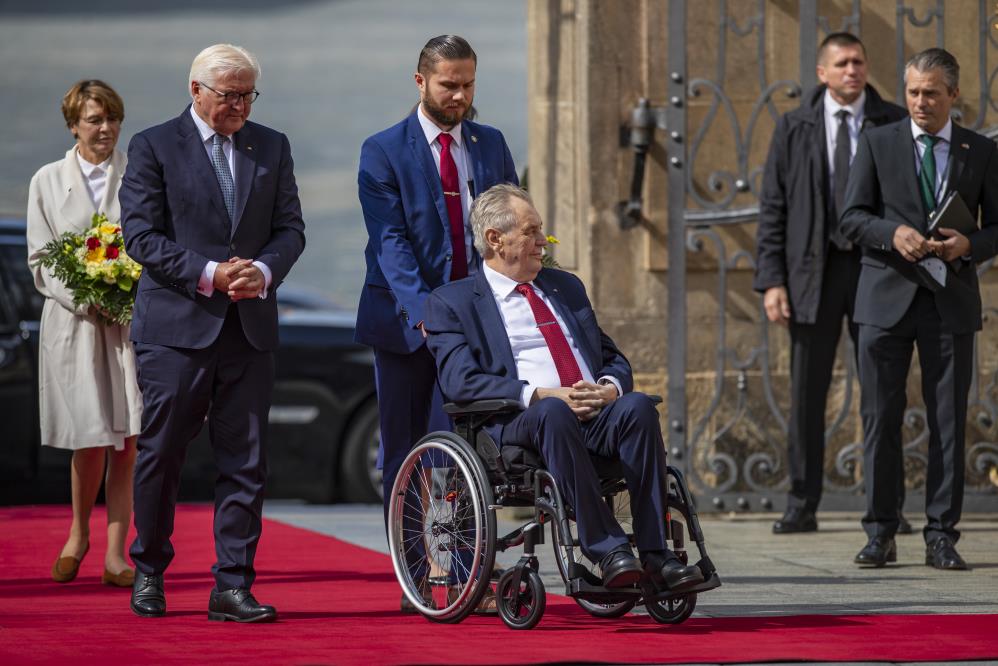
[386,184,719,629]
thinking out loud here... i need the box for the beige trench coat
[26,146,142,450]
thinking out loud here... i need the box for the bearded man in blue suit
[356,34,517,588]
[423,184,705,593]
[120,44,305,622]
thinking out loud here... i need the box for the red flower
[85,236,101,250]
[106,246,120,259]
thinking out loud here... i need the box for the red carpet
[0,505,995,665]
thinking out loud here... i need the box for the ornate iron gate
[663,0,998,511]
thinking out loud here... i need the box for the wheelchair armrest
[443,399,523,416]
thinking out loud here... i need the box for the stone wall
[526,0,998,504]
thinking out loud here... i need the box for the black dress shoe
[208,588,277,623]
[926,536,969,570]
[772,507,818,534]
[854,536,897,567]
[897,513,914,535]
[643,552,704,593]
[599,550,644,589]
[131,572,166,617]
[400,577,435,614]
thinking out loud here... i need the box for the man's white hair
[189,43,261,95]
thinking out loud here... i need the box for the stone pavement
[264,503,998,620]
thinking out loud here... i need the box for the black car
[0,217,381,504]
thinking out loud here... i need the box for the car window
[0,241,44,322]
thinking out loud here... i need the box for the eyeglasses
[198,81,260,105]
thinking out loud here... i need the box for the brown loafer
[102,567,136,587]
[51,544,89,583]
[447,584,498,615]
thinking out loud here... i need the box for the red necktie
[437,133,468,280]
[515,283,585,387]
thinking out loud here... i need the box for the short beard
[421,94,467,129]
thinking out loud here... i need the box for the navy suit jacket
[424,267,633,444]
[120,107,306,351]
[840,120,998,334]
[355,113,517,354]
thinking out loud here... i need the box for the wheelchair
[386,397,721,630]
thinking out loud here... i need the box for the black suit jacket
[121,107,306,351]
[840,119,998,334]
[424,267,632,444]
[754,85,906,323]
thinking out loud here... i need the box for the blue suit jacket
[355,113,518,354]
[120,107,306,351]
[424,267,633,443]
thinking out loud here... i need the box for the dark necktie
[918,134,941,212]
[515,283,584,387]
[829,109,853,250]
[437,133,468,280]
[211,133,235,222]
[833,109,851,217]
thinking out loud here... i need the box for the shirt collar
[483,262,531,300]
[75,148,111,178]
[417,104,463,149]
[911,117,952,145]
[824,88,865,121]
[189,105,227,143]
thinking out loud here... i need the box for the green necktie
[918,134,941,212]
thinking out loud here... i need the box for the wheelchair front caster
[646,592,696,624]
[496,568,546,630]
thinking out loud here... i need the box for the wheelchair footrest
[643,572,721,604]
[566,577,642,604]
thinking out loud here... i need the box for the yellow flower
[98,222,118,236]
[546,235,560,245]
[85,246,106,264]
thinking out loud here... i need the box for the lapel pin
[471,135,478,143]
[961,143,970,149]
[248,146,254,151]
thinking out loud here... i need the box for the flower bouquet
[32,213,142,325]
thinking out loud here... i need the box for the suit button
[446,253,452,261]
[230,243,236,251]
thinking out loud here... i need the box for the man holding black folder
[841,48,998,570]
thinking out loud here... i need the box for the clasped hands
[533,380,619,422]
[894,225,970,263]
[212,257,265,301]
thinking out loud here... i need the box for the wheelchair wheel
[387,433,496,623]
[550,482,636,618]
[496,568,546,630]
[646,592,696,624]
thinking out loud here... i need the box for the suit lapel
[473,271,517,378]
[897,122,929,227]
[946,124,970,196]
[58,147,96,232]
[231,125,257,237]
[177,108,228,223]
[534,271,599,374]
[461,121,484,199]
[406,114,450,237]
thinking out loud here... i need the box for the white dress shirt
[75,150,111,212]
[416,104,475,269]
[482,264,623,407]
[911,117,952,204]
[188,106,272,298]
[823,89,866,195]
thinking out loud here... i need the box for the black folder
[928,190,978,238]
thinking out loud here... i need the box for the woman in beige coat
[27,80,142,587]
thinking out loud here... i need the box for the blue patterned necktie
[211,133,235,221]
